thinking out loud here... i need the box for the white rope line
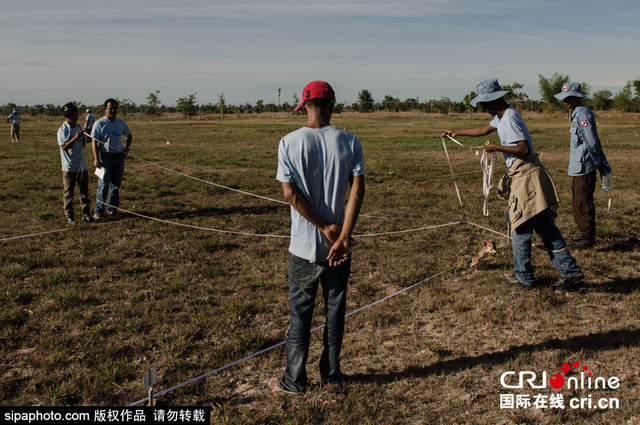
[0,228,70,242]
[445,134,485,150]
[441,137,466,218]
[353,221,462,237]
[85,133,289,205]
[0,216,138,243]
[86,132,385,220]
[100,203,291,238]
[128,267,453,406]
[466,221,511,239]
[110,203,462,239]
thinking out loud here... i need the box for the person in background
[270,81,365,394]
[6,108,21,143]
[91,98,132,220]
[57,102,91,224]
[84,108,95,135]
[555,82,609,248]
[442,79,583,290]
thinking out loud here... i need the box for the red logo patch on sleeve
[580,120,589,127]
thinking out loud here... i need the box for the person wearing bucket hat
[270,80,365,394]
[58,102,92,224]
[442,79,583,290]
[555,82,609,248]
[6,108,21,143]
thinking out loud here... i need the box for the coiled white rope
[480,148,497,216]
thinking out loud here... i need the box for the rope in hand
[480,145,497,217]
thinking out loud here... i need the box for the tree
[255,100,264,115]
[117,98,136,115]
[502,82,531,110]
[382,95,399,112]
[538,72,570,112]
[218,92,226,120]
[632,79,640,98]
[358,89,374,112]
[463,91,478,113]
[146,90,161,115]
[613,81,634,113]
[176,93,197,117]
[590,90,613,111]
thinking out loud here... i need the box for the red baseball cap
[294,80,336,111]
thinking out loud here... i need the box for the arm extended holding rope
[442,124,495,139]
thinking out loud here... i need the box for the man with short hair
[270,80,365,394]
[6,108,21,143]
[58,102,91,224]
[443,79,583,290]
[554,82,608,248]
[91,98,132,220]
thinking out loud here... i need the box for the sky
[2,0,639,107]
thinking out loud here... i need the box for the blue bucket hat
[554,82,588,100]
[470,79,511,107]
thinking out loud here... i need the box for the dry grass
[1,111,639,424]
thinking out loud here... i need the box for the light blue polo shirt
[490,106,535,167]
[91,116,131,153]
[277,125,365,262]
[57,122,88,172]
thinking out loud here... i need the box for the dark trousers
[63,170,90,218]
[572,172,597,240]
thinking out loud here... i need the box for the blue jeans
[95,153,125,214]
[512,208,582,285]
[278,253,350,393]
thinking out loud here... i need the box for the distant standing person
[58,103,91,224]
[84,108,95,135]
[7,108,21,143]
[442,79,583,290]
[270,81,365,394]
[91,98,132,220]
[555,82,609,248]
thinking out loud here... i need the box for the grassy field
[1,110,639,424]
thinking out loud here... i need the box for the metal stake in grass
[143,367,157,406]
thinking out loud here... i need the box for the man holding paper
[91,98,132,220]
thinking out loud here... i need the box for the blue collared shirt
[568,104,607,176]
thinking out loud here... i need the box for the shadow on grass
[582,277,640,294]
[351,327,640,384]
[599,235,640,253]
[162,204,284,218]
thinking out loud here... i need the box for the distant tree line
[4,73,640,117]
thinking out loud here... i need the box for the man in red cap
[271,81,365,394]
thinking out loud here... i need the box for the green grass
[0,111,639,424]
